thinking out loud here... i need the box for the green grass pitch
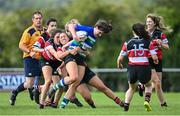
[0,92,180,115]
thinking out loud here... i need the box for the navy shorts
[39,57,62,75]
[63,53,86,66]
[127,65,151,84]
[149,58,162,72]
[23,57,41,77]
[80,67,96,84]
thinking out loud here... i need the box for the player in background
[9,11,45,106]
[33,17,58,104]
[117,23,158,111]
[138,13,172,107]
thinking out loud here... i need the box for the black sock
[88,102,96,108]
[161,102,168,107]
[14,82,26,95]
[28,87,34,92]
[124,103,129,111]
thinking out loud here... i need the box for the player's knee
[156,83,161,90]
[24,81,33,88]
[45,81,51,87]
[129,87,136,92]
[69,75,79,84]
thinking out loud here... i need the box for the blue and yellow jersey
[19,25,45,59]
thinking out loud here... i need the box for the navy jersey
[120,37,156,65]
[150,29,169,60]
[42,38,62,61]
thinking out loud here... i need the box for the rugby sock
[114,97,123,104]
[14,82,26,95]
[28,87,34,92]
[53,79,66,90]
[114,97,124,107]
[60,97,70,108]
[145,92,151,102]
[124,103,129,111]
[34,76,39,89]
[88,102,96,108]
[161,102,168,107]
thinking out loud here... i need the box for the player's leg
[156,72,167,107]
[88,75,124,108]
[144,81,152,111]
[9,77,34,105]
[39,65,53,108]
[60,65,85,108]
[77,83,96,108]
[124,83,136,111]
[51,75,63,108]
[48,61,79,98]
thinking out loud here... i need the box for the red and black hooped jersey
[42,38,62,61]
[33,32,51,49]
[120,37,156,65]
[150,29,169,60]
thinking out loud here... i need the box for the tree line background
[0,0,180,91]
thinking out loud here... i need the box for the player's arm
[67,23,80,41]
[32,37,45,53]
[57,50,70,60]
[157,33,169,50]
[46,45,61,61]
[149,42,159,64]
[117,55,124,69]
[62,40,73,51]
[19,31,31,53]
[117,42,127,69]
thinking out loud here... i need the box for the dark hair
[132,23,150,40]
[146,13,173,33]
[94,19,112,33]
[51,28,64,38]
[32,11,43,19]
[46,17,57,26]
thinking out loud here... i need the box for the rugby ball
[76,31,87,41]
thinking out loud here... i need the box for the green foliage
[0,0,179,68]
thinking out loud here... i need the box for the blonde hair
[146,13,173,33]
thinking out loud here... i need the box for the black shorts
[80,67,96,84]
[23,57,41,77]
[149,58,162,72]
[127,65,151,84]
[40,57,62,75]
[63,53,86,66]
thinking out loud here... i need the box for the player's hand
[117,61,123,69]
[73,35,81,41]
[69,49,77,55]
[156,39,162,47]
[153,59,159,64]
[29,51,36,58]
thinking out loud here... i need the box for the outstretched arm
[67,23,80,41]
[117,55,124,69]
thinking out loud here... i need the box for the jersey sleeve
[19,30,31,45]
[120,42,127,56]
[33,37,45,48]
[149,42,157,55]
[161,33,168,44]
[45,41,53,50]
